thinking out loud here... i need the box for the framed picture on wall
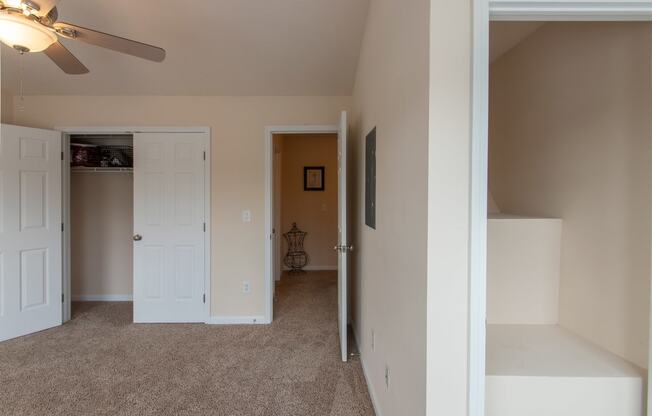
[304,166,325,191]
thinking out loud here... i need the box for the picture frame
[304,166,325,191]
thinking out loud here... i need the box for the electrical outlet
[371,330,376,352]
[243,281,251,294]
[385,364,390,390]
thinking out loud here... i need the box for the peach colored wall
[10,95,351,318]
[350,0,431,414]
[279,134,338,270]
[489,22,652,368]
[71,172,133,298]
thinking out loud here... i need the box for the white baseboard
[351,321,382,416]
[282,265,337,271]
[72,294,133,302]
[206,315,269,325]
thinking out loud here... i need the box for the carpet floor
[0,271,374,416]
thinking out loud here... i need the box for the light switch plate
[242,210,252,223]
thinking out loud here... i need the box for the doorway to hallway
[265,113,351,361]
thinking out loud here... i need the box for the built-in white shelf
[71,167,133,173]
[486,324,644,416]
[487,214,643,416]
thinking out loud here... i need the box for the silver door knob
[133,234,142,241]
[334,245,354,252]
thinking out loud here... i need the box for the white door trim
[58,126,211,323]
[469,2,490,416]
[490,1,652,20]
[470,3,652,415]
[264,124,339,324]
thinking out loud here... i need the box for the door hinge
[61,151,64,161]
[203,223,206,232]
[61,223,64,232]
[203,151,206,161]
[61,293,64,303]
[203,293,206,303]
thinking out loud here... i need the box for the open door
[0,124,62,342]
[273,145,283,283]
[133,132,207,323]
[336,111,351,362]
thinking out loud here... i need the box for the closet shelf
[71,167,133,173]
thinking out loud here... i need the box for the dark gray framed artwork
[365,127,376,229]
[304,166,325,191]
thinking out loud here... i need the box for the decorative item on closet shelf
[71,141,133,172]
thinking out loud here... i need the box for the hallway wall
[489,22,652,368]
[279,134,338,270]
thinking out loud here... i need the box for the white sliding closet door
[0,124,62,342]
[133,133,206,323]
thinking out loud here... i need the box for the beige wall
[10,95,350,318]
[489,22,652,368]
[488,217,562,325]
[279,134,338,270]
[1,93,12,124]
[427,0,472,414]
[71,172,133,298]
[350,0,431,414]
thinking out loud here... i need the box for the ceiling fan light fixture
[0,12,56,52]
[2,0,24,9]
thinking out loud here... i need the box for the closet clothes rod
[71,167,133,173]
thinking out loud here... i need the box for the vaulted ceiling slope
[1,0,370,96]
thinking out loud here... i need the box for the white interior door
[0,124,62,342]
[133,132,206,323]
[337,111,349,362]
[273,149,282,282]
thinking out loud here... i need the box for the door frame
[58,126,212,323]
[264,124,339,324]
[469,2,652,415]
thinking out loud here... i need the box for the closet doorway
[61,127,211,324]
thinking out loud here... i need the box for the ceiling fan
[0,0,165,74]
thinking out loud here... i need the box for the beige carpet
[0,271,374,416]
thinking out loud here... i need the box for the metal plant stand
[283,223,308,274]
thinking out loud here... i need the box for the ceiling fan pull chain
[17,52,25,112]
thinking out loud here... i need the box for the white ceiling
[490,21,545,63]
[1,0,370,95]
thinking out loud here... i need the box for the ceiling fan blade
[43,41,89,74]
[44,5,57,23]
[53,22,166,62]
